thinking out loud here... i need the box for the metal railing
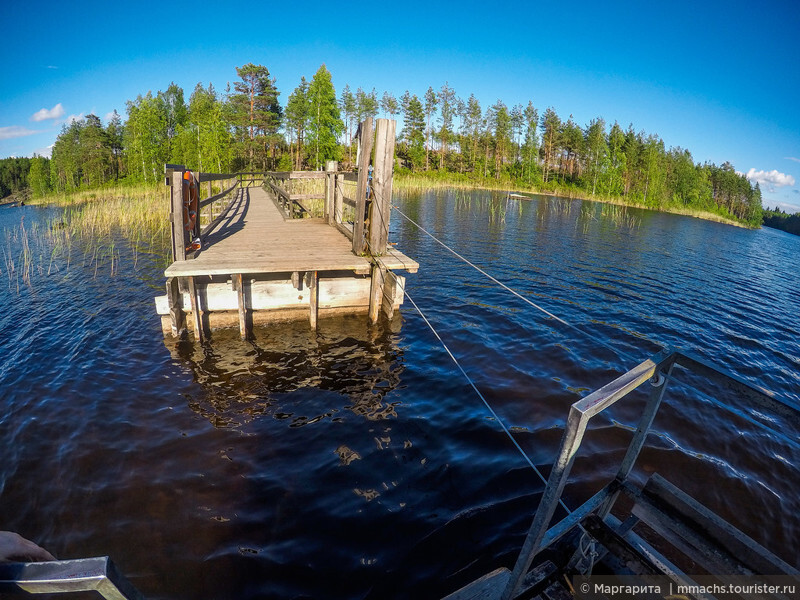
[0,556,144,599]
[501,347,799,599]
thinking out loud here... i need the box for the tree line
[762,207,800,236]
[4,61,766,226]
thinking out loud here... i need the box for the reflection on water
[167,316,406,429]
[2,196,799,599]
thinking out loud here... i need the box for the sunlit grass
[394,171,747,228]
[3,184,170,289]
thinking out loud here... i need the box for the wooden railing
[264,170,326,219]
[166,117,397,264]
[263,117,397,258]
[165,164,240,262]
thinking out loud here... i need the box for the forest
[1,62,770,227]
[761,207,800,236]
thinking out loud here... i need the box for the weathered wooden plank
[155,277,373,314]
[264,171,327,180]
[198,172,236,182]
[165,276,185,337]
[381,271,401,319]
[639,474,799,578]
[368,264,386,323]
[325,161,336,224]
[235,273,247,340]
[353,117,374,255]
[199,180,238,208]
[308,270,318,329]
[369,118,396,254]
[442,568,511,600]
[188,276,204,342]
[170,171,186,262]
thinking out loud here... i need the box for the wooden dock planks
[164,186,417,278]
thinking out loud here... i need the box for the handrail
[0,556,144,599]
[501,348,797,599]
[165,165,240,260]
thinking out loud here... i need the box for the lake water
[0,190,797,599]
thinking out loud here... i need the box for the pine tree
[231,63,282,170]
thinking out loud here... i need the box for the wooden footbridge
[154,118,418,340]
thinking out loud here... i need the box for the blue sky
[2,0,799,212]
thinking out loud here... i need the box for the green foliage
[124,92,169,184]
[762,207,800,236]
[399,92,425,171]
[285,77,310,169]
[0,157,33,198]
[3,61,766,229]
[28,155,51,197]
[305,64,344,169]
[230,63,282,170]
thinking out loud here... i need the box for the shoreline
[393,174,752,230]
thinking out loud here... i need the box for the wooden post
[353,117,374,255]
[170,170,186,262]
[308,271,319,329]
[324,160,337,224]
[188,276,204,342]
[334,172,343,225]
[368,264,386,324]
[235,273,248,340]
[369,119,396,255]
[166,277,185,337]
[381,271,400,320]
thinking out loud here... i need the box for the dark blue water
[0,192,797,599]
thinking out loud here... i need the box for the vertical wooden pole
[368,264,386,324]
[188,276,204,342]
[170,171,186,262]
[334,172,343,225]
[166,277,185,337]
[353,117,374,255]
[369,119,396,255]
[324,160,337,224]
[235,273,248,340]
[381,271,400,320]
[309,271,318,330]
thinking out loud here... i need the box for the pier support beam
[308,271,319,329]
[166,277,186,337]
[369,119,396,255]
[234,273,248,340]
[368,264,386,324]
[353,118,374,255]
[324,160,337,224]
[188,276,204,343]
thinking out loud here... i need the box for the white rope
[392,205,570,326]
[383,267,578,517]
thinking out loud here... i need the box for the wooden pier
[154,118,418,340]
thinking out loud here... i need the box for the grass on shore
[394,171,748,228]
[3,184,170,288]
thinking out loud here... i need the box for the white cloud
[785,157,800,164]
[66,113,84,125]
[0,125,38,140]
[30,103,65,122]
[745,168,796,192]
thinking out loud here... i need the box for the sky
[2,0,799,212]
